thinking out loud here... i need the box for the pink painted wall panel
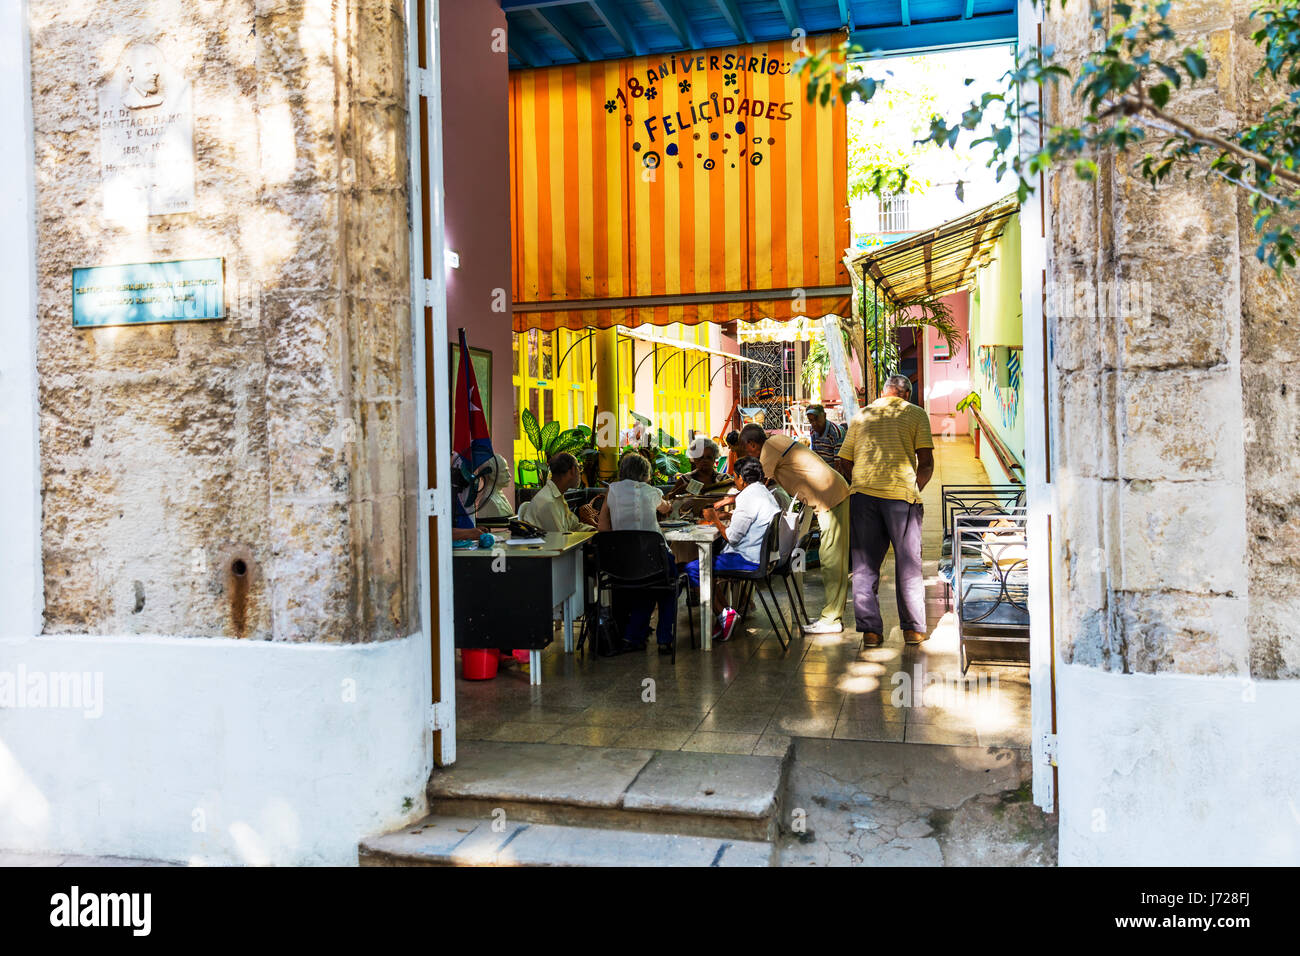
[923,292,971,435]
[441,0,515,472]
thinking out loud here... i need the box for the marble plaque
[99,39,195,218]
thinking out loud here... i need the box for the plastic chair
[714,516,794,651]
[587,530,695,663]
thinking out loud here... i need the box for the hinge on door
[421,488,448,519]
[428,700,453,732]
[1041,733,1058,767]
[418,67,435,99]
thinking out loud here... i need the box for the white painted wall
[0,633,431,865]
[0,0,41,640]
[1057,663,1300,865]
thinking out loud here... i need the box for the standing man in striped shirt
[837,375,935,648]
[806,404,844,466]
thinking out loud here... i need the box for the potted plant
[955,391,982,455]
[519,408,587,491]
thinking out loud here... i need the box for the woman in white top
[597,452,677,653]
[688,457,781,641]
[597,451,671,532]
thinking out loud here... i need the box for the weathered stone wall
[1046,0,1299,677]
[31,1,417,642]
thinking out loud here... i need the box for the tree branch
[1118,93,1300,188]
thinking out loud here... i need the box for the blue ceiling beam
[850,12,1018,54]
[590,0,645,55]
[837,0,853,31]
[776,0,804,34]
[508,29,547,68]
[900,0,911,26]
[650,0,702,49]
[532,5,598,61]
[714,0,753,43]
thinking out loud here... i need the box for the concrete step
[421,739,794,843]
[359,815,773,867]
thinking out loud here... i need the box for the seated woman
[687,456,781,642]
[666,438,724,498]
[596,451,677,654]
[519,452,595,532]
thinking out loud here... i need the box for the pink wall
[921,291,972,434]
[711,326,740,438]
[441,0,515,472]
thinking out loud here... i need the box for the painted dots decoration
[666,143,678,156]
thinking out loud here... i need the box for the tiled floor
[456,436,1030,755]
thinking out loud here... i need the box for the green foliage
[800,319,853,393]
[616,442,690,484]
[800,0,1300,273]
[519,408,587,485]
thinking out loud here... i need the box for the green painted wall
[968,215,1025,480]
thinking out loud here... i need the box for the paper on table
[505,537,544,545]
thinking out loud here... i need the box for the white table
[453,531,591,685]
[664,524,721,651]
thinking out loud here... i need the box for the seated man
[686,456,781,642]
[520,452,595,532]
[667,437,725,498]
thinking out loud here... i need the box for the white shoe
[802,620,843,634]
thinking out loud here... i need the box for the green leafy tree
[800,0,1300,271]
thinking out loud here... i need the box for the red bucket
[461,648,499,680]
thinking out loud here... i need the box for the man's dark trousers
[849,493,926,635]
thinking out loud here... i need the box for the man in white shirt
[520,452,594,533]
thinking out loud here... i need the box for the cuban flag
[452,327,494,528]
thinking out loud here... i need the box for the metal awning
[850,193,1018,304]
[619,325,768,363]
[501,1,1018,69]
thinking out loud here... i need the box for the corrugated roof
[502,1,1018,69]
[850,193,1018,303]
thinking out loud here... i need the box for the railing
[970,405,1024,483]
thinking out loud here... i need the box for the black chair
[714,516,794,651]
[585,530,695,663]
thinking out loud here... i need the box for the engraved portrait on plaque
[99,39,195,218]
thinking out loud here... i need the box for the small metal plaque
[72,258,224,328]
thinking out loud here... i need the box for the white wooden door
[1018,0,1058,812]
[409,0,456,767]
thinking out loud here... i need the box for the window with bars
[878,194,910,233]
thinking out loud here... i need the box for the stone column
[1045,0,1300,864]
[594,326,620,478]
[30,0,417,643]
